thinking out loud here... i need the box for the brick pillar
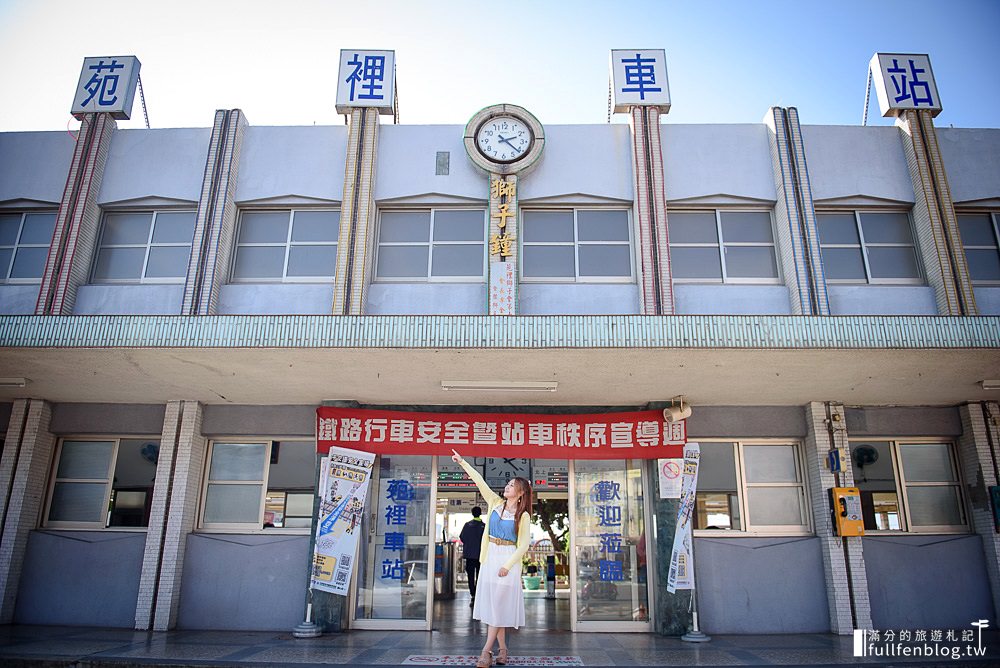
[630,106,674,314]
[803,401,873,634]
[0,399,55,623]
[957,402,1000,618]
[134,401,207,630]
[182,109,248,315]
[35,113,116,315]
[333,107,379,315]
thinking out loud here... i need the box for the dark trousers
[465,558,481,598]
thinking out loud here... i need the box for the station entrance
[348,455,654,632]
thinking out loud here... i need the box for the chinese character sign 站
[870,53,941,117]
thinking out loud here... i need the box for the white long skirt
[472,543,525,629]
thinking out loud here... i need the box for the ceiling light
[0,377,29,388]
[440,380,558,392]
[981,380,1000,391]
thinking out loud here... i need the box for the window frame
[668,208,782,284]
[849,438,968,535]
[373,207,488,283]
[198,439,315,534]
[957,210,1000,286]
[816,209,923,285]
[91,209,196,284]
[0,210,56,284]
[519,207,635,283]
[42,436,159,531]
[693,439,812,537]
[231,208,341,283]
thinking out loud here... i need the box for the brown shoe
[475,650,494,667]
[496,648,508,665]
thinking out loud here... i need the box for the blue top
[489,508,518,542]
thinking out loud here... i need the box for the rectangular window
[200,440,316,531]
[957,212,1000,284]
[669,210,779,282]
[375,209,486,281]
[850,440,966,533]
[817,211,922,284]
[232,209,340,282]
[0,211,56,282]
[521,209,633,281]
[93,211,196,283]
[44,438,159,529]
[694,441,809,534]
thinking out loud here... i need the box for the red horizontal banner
[316,407,685,459]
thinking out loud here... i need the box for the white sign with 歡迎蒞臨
[311,447,375,596]
[610,49,670,113]
[71,56,141,120]
[870,53,942,118]
[336,49,395,114]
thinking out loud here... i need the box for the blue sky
[0,0,997,131]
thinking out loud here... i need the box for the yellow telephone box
[829,487,864,537]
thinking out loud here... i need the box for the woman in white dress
[452,449,532,667]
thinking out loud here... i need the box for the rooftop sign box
[610,48,671,114]
[870,52,942,118]
[71,56,141,120]
[335,49,395,115]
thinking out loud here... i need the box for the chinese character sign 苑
[870,53,941,118]
[336,49,396,115]
[71,56,141,120]
[610,49,670,113]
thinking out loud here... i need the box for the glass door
[569,459,653,631]
[351,454,435,629]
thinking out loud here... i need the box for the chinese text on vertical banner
[667,442,700,593]
[311,447,375,595]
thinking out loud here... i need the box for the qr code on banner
[335,555,352,587]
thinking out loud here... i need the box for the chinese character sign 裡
[336,49,395,115]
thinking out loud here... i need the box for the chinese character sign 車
[610,49,671,113]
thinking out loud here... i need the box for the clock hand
[498,136,522,154]
[503,457,522,470]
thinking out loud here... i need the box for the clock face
[484,457,531,483]
[475,115,533,163]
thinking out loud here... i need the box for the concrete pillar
[630,106,674,315]
[803,401,873,634]
[333,107,380,315]
[35,114,116,315]
[957,402,1000,618]
[182,109,248,315]
[134,400,207,630]
[0,399,55,622]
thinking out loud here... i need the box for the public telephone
[829,487,864,537]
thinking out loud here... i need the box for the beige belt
[489,536,516,546]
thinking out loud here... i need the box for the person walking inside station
[459,505,485,607]
[451,449,532,667]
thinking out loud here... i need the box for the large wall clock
[464,104,545,176]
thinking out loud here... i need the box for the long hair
[510,477,533,525]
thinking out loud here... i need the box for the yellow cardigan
[458,458,531,572]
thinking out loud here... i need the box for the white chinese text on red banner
[311,447,375,595]
[317,407,685,459]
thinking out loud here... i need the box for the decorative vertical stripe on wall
[765,108,808,315]
[182,110,227,314]
[898,110,961,315]
[35,114,116,315]
[630,106,674,315]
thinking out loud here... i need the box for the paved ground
[1,624,999,667]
